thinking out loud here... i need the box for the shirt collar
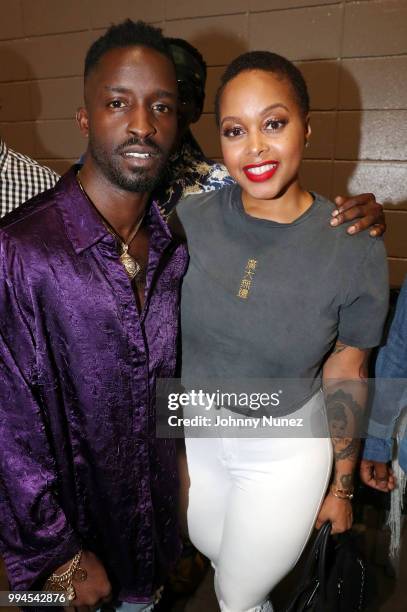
[0,140,9,177]
[56,165,172,254]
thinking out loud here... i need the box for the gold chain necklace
[76,173,145,281]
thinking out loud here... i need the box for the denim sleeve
[368,278,407,438]
[376,279,407,380]
[363,435,392,462]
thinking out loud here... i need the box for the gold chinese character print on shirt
[237,258,258,299]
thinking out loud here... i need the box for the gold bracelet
[330,484,354,500]
[45,550,87,602]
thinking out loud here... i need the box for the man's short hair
[84,19,174,79]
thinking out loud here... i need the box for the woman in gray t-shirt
[174,51,388,612]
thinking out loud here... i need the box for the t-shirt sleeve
[175,193,202,224]
[337,238,389,348]
[175,191,219,249]
[173,196,198,245]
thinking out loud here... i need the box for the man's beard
[89,136,167,193]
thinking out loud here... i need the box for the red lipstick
[243,160,279,183]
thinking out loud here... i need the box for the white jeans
[185,393,333,612]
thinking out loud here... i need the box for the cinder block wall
[0,0,406,285]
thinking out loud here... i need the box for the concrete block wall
[0,0,406,285]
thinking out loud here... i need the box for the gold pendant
[120,245,141,280]
[66,584,76,602]
[73,567,88,582]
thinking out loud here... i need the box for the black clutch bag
[282,521,375,612]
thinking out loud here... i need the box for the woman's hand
[315,492,353,534]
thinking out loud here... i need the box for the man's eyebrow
[103,85,176,99]
[220,103,289,126]
[155,89,177,100]
[104,86,132,94]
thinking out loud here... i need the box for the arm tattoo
[324,342,369,485]
[339,473,354,489]
[326,388,363,436]
[325,389,363,463]
[332,438,359,461]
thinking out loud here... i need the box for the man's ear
[76,107,89,138]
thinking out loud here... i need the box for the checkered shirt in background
[0,140,59,217]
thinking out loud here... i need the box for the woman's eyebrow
[260,103,289,114]
[220,103,289,126]
[220,115,240,127]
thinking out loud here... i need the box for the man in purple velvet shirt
[0,20,187,611]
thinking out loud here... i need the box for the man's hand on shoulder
[330,193,385,237]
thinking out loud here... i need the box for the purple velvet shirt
[0,167,188,601]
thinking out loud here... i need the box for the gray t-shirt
[176,184,388,415]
